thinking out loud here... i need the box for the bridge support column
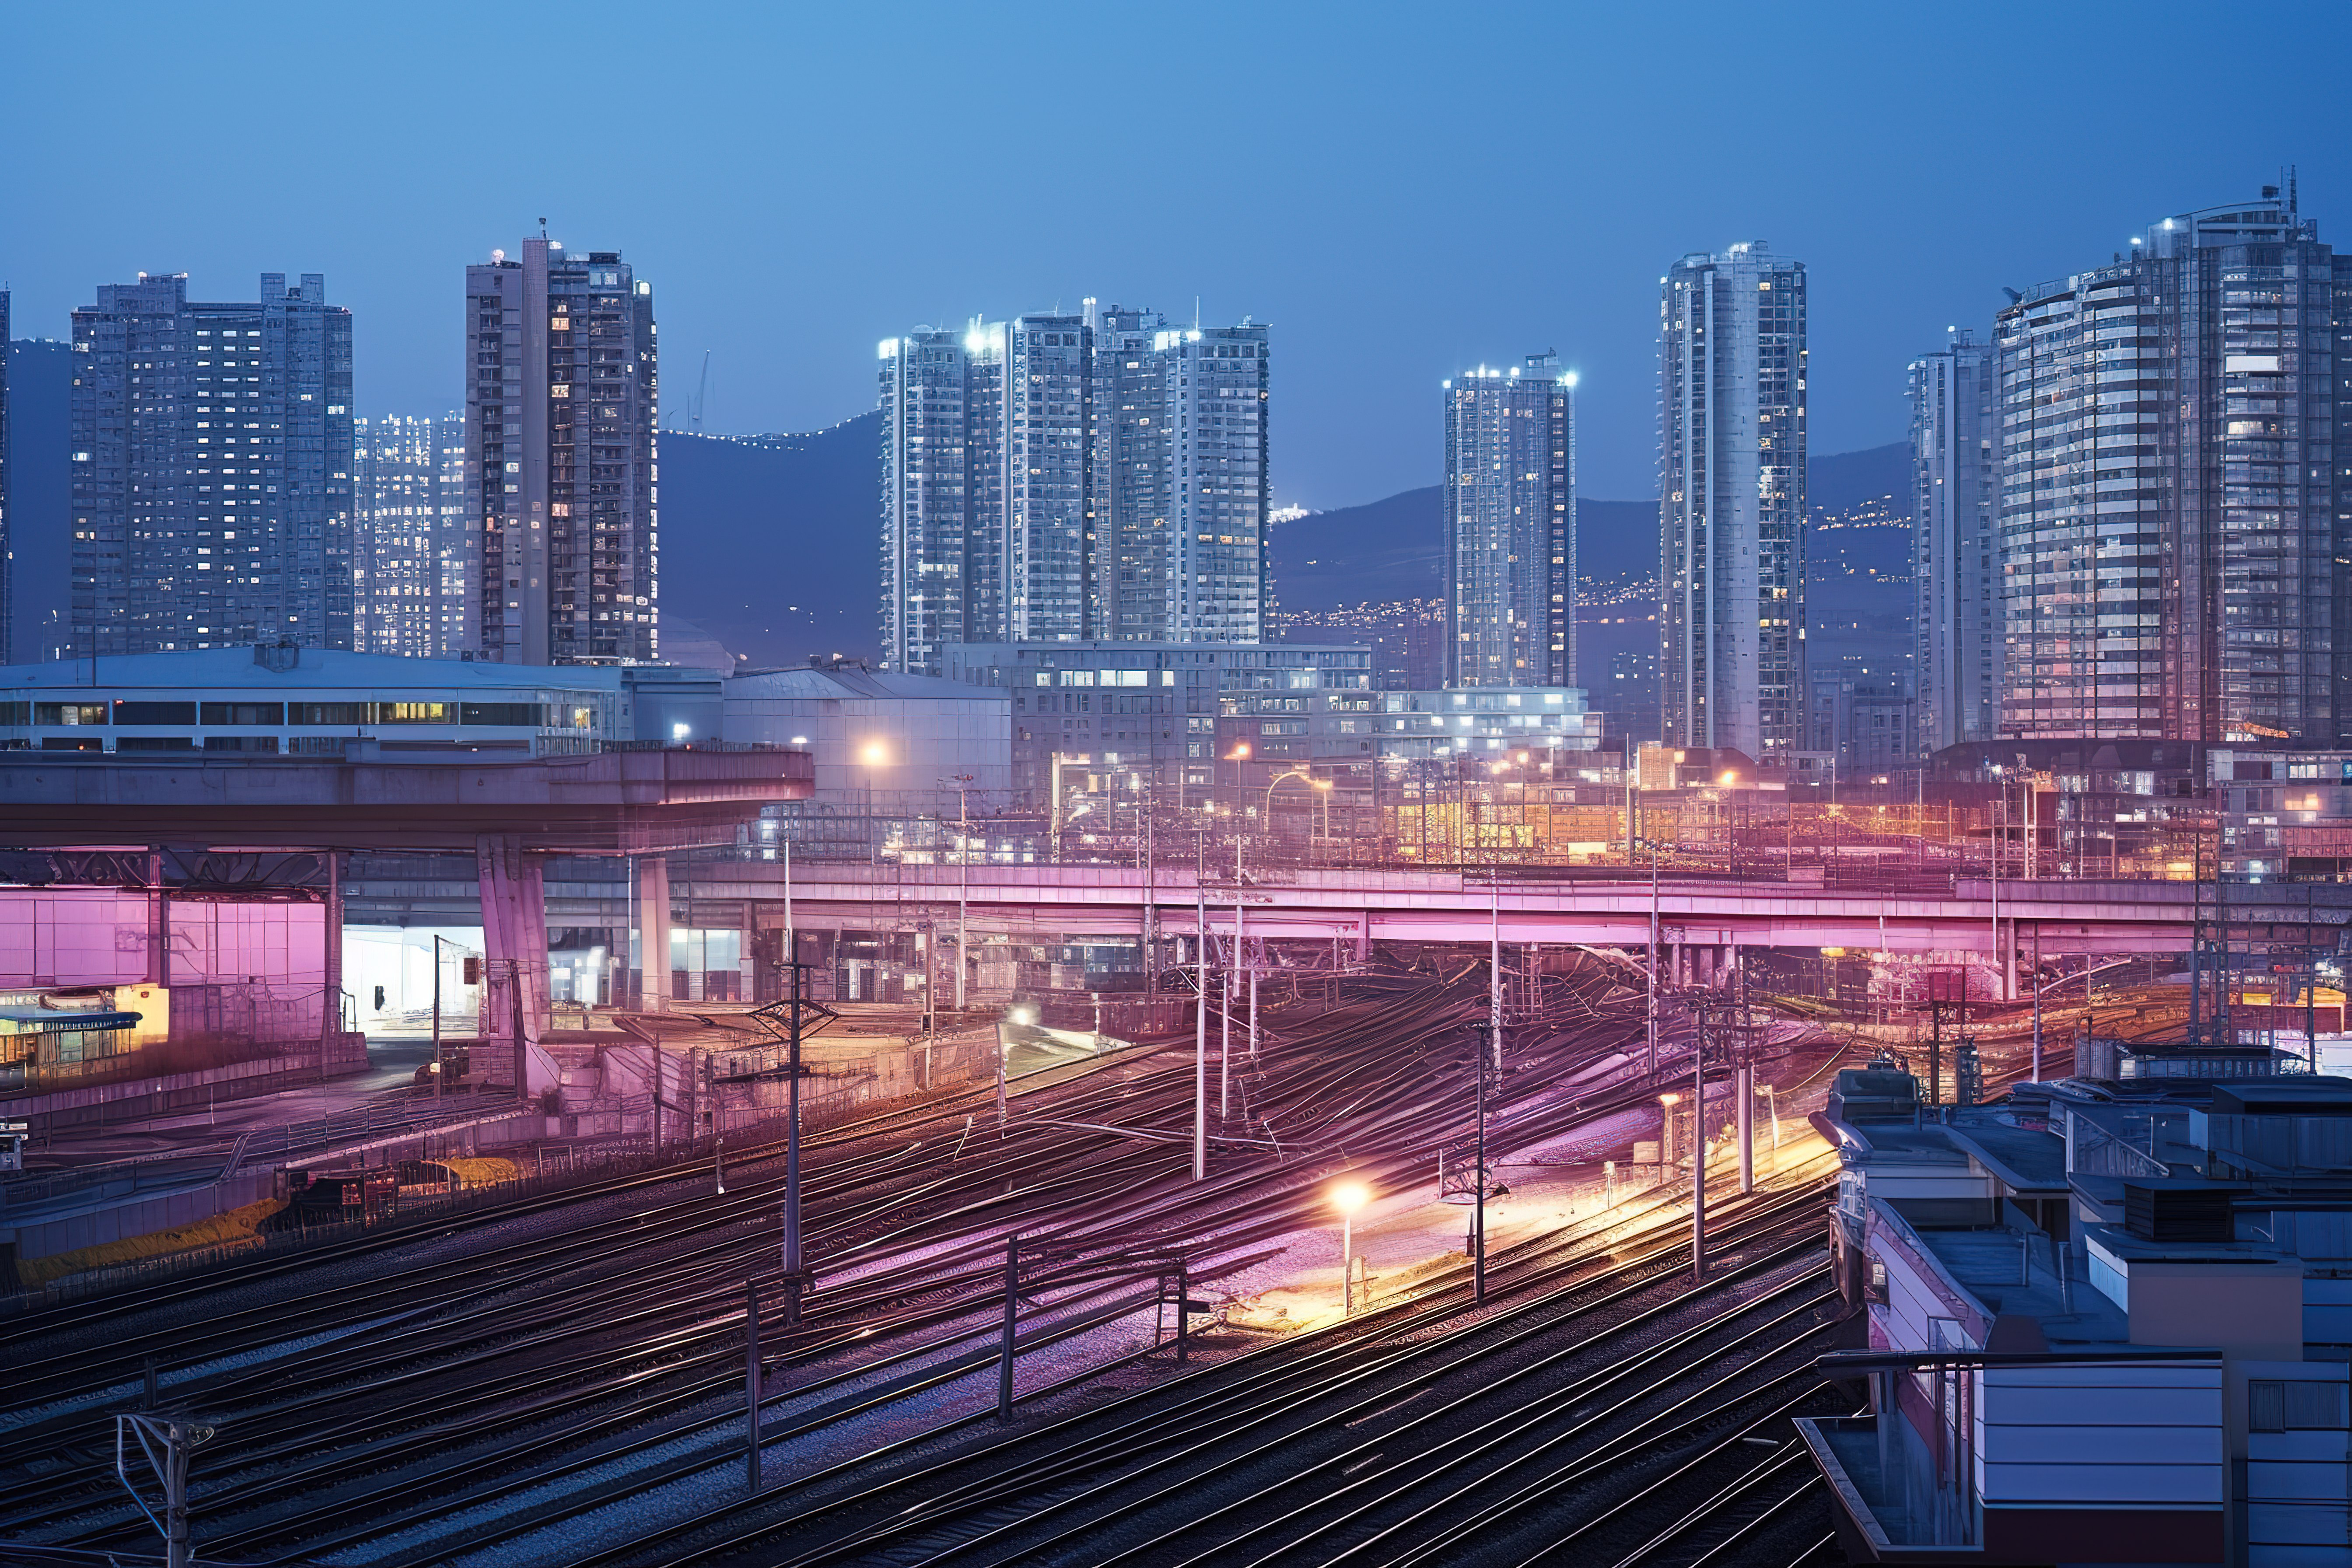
[145,846,168,986]
[477,834,559,1099]
[637,855,672,1012]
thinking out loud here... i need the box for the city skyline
[4,5,2343,509]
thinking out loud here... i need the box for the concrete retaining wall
[5,1032,370,1132]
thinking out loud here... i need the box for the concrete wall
[7,1034,368,1131]
[3,1167,280,1267]
[0,886,327,988]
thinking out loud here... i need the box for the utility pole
[1736,1042,1755,1195]
[1223,838,1241,1122]
[1471,1019,1493,1304]
[1648,830,1661,1076]
[1193,825,1208,1182]
[942,774,973,1013]
[116,1412,213,1568]
[743,1281,762,1494]
[1141,780,1155,992]
[2031,924,2043,1082]
[998,1234,1020,1421]
[1929,997,1943,1107]
[431,933,444,1099]
[1490,870,1503,1064]
[744,962,833,1329]
[1990,778,2004,1001]
[1690,998,1708,1281]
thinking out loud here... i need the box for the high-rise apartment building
[1152,318,1269,645]
[1997,187,2350,743]
[354,413,467,657]
[69,272,353,655]
[1910,332,2000,752]
[1442,354,1576,687]
[465,238,658,665]
[1659,242,1807,756]
[878,301,1267,675]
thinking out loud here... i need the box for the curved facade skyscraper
[1996,187,2351,743]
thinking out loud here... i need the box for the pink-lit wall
[0,888,326,988]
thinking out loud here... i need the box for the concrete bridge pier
[636,855,672,1013]
[477,834,560,1099]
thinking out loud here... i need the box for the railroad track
[4,962,1698,1561]
[487,1164,1839,1568]
[6,959,1848,1568]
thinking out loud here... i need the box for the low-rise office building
[940,640,1372,799]
[1809,1056,2352,1564]
[0,644,629,756]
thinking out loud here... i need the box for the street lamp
[861,741,889,846]
[1330,1180,1370,1315]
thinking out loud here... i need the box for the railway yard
[0,958,1867,1568]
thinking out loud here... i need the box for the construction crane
[692,350,712,433]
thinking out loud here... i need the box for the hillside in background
[658,415,882,667]
[1270,441,1911,614]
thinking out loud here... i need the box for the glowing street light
[1331,1180,1370,1315]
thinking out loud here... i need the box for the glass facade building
[1910,333,2000,752]
[69,272,354,655]
[465,238,658,666]
[879,301,1268,675]
[354,413,467,657]
[1997,189,2352,744]
[941,640,1362,799]
[1442,354,1576,688]
[1659,242,1807,757]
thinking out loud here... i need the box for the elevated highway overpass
[662,863,2352,959]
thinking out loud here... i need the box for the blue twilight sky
[3,0,2346,507]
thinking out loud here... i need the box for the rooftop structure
[0,644,625,758]
[1808,1057,2352,1561]
[724,660,1012,812]
[939,640,1369,801]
